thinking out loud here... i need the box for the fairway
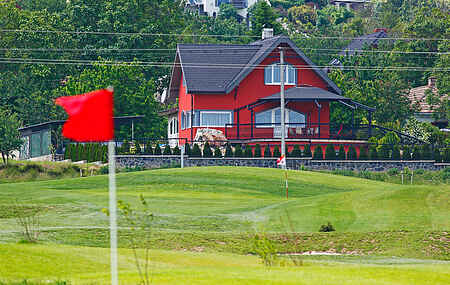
[0,166,448,284]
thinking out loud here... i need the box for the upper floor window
[264,63,296,85]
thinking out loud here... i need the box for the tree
[218,3,239,21]
[347,145,357,160]
[313,145,323,159]
[0,110,22,165]
[303,144,312,157]
[254,144,262,157]
[325,144,336,160]
[249,1,283,37]
[203,142,213,157]
[264,145,272,157]
[337,145,346,160]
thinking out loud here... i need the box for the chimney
[262,28,273,40]
[428,77,437,88]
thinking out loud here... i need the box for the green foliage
[303,144,312,157]
[172,146,181,155]
[347,145,357,160]
[249,1,283,37]
[402,145,412,160]
[135,142,142,154]
[421,144,432,160]
[290,145,302,157]
[272,146,281,158]
[163,145,172,155]
[202,142,213,158]
[319,222,335,232]
[433,147,442,162]
[412,145,422,160]
[392,145,401,160]
[313,145,323,160]
[121,141,130,155]
[184,143,191,156]
[244,145,253,158]
[252,233,278,267]
[444,148,450,163]
[325,144,336,160]
[214,147,222,158]
[337,145,346,160]
[234,144,243,158]
[0,110,23,165]
[191,144,202,157]
[254,144,262,158]
[369,147,378,160]
[144,142,153,155]
[154,144,162,155]
[264,145,272,157]
[225,144,233,157]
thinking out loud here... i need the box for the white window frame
[255,107,306,128]
[265,63,297,85]
[199,111,232,127]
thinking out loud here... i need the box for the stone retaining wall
[116,155,449,172]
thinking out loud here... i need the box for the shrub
[184,143,191,156]
[378,144,391,160]
[234,144,243,157]
[254,144,262,157]
[264,145,272,157]
[191,144,202,157]
[172,146,181,155]
[272,146,281,158]
[64,144,70,160]
[202,142,213,157]
[421,144,432,160]
[337,145,346,160]
[154,144,162,155]
[163,145,172,155]
[313,145,323,159]
[244,145,253,157]
[121,140,130,154]
[325,144,336,160]
[347,145,357,160]
[415,168,425,175]
[214,147,222,158]
[253,233,278,266]
[392,145,401,160]
[144,142,153,155]
[359,147,369,160]
[135,142,142,154]
[225,144,233,157]
[319,222,335,232]
[444,147,450,163]
[387,168,399,175]
[303,144,312,157]
[290,145,302,157]
[102,145,108,162]
[402,145,411,160]
[433,147,442,162]
[369,146,378,160]
[412,145,421,160]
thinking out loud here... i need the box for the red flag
[56,88,114,142]
[277,154,286,167]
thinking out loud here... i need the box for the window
[200,111,232,127]
[169,118,179,135]
[255,107,305,127]
[264,63,296,85]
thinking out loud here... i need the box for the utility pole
[280,47,286,170]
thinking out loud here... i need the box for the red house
[162,31,375,155]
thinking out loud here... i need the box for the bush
[392,145,401,160]
[422,144,432,160]
[172,146,181,155]
[264,145,272,157]
[444,147,450,163]
[234,144,243,157]
[135,142,142,154]
[359,147,369,160]
[303,144,312,157]
[154,144,162,155]
[244,145,253,157]
[412,145,421,160]
[313,145,323,159]
[319,222,335,232]
[272,146,281,158]
[144,142,153,155]
[290,145,302,157]
[214,147,222,158]
[202,142,213,157]
[378,144,391,160]
[163,145,172,155]
[347,145,357,160]
[191,144,202,157]
[325,144,336,160]
[252,233,278,267]
[337,145,345,160]
[387,168,399,175]
[254,144,262,157]
[369,146,378,160]
[121,140,130,154]
[184,143,191,156]
[225,144,233,157]
[433,147,442,162]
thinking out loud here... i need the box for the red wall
[177,45,333,141]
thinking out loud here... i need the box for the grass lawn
[0,243,449,285]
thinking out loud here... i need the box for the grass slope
[0,244,449,285]
[0,167,448,233]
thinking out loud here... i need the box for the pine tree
[163,145,172,155]
[402,145,411,160]
[154,144,162,155]
[244,145,253,157]
[214,147,222,158]
[263,145,272,157]
[172,146,181,155]
[290,145,302,157]
[203,142,213,157]
[273,146,281,158]
[234,144,243,157]
[337,145,346,160]
[225,144,233,157]
[422,144,432,160]
[347,145,357,160]
[433,147,442,162]
[444,147,450,163]
[135,142,142,154]
[325,144,336,160]
[359,147,369,160]
[145,142,153,155]
[392,145,401,160]
[184,143,191,156]
[254,144,262,157]
[412,145,422,160]
[303,144,312,157]
[313,145,323,159]
[191,144,202,157]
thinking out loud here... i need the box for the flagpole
[285,169,288,200]
[107,85,118,285]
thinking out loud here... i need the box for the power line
[1,29,449,41]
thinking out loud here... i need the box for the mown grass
[0,243,448,285]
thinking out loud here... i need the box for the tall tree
[0,109,22,165]
[248,1,283,37]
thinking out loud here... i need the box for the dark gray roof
[339,30,388,56]
[167,35,342,102]
[259,86,351,102]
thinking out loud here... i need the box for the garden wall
[116,155,448,172]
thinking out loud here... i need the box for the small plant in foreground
[12,201,43,243]
[252,233,278,267]
[319,222,335,232]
